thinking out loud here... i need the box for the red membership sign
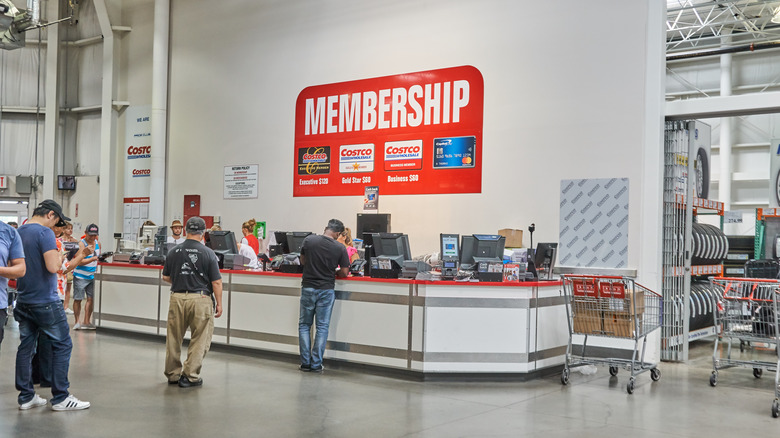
[293,66,484,197]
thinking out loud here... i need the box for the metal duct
[667,41,780,61]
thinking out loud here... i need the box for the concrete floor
[1,318,780,438]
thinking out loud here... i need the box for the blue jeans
[14,301,72,405]
[298,287,335,369]
[0,308,6,351]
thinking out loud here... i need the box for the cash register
[270,231,311,273]
[471,234,506,282]
[368,232,416,279]
[208,230,249,270]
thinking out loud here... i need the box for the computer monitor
[273,231,290,254]
[440,234,459,259]
[460,235,476,268]
[371,232,412,261]
[154,226,168,255]
[357,213,390,237]
[534,242,558,273]
[285,231,312,254]
[472,234,506,262]
[139,225,158,248]
[209,230,239,254]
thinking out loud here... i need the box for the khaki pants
[164,293,214,382]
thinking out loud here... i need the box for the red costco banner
[293,66,484,197]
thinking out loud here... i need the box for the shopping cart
[560,275,663,394]
[709,277,780,417]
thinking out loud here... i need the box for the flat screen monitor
[139,225,158,247]
[273,231,290,254]
[286,231,312,254]
[370,232,412,261]
[57,175,76,190]
[357,213,390,237]
[534,242,558,270]
[440,233,459,259]
[460,235,476,267]
[472,234,506,262]
[210,230,239,254]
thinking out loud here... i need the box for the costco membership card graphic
[293,65,484,197]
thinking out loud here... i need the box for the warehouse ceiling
[667,0,780,55]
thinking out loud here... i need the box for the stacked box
[570,278,603,335]
[600,282,644,337]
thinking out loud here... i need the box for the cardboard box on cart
[599,280,644,337]
[570,278,603,334]
[498,229,524,248]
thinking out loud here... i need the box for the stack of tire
[691,222,729,265]
[689,280,724,331]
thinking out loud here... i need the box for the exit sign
[0,175,7,189]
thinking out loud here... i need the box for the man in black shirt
[162,217,223,387]
[298,219,349,372]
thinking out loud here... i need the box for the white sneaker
[84,324,96,330]
[73,323,82,330]
[64,308,74,314]
[19,394,47,410]
[51,394,90,411]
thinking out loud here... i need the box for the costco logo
[132,168,151,177]
[339,144,374,173]
[127,145,151,159]
[384,140,422,171]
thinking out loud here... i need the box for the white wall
[113,0,664,275]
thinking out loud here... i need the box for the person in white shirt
[237,243,260,269]
[167,220,185,245]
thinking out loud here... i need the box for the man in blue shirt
[0,220,26,351]
[15,200,90,411]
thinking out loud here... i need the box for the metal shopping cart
[560,275,663,394]
[709,277,780,417]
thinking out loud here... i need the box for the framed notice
[224,164,259,199]
[364,186,379,211]
[293,65,484,197]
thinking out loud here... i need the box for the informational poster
[293,66,484,197]
[0,175,7,189]
[364,186,379,211]
[224,164,259,199]
[558,178,629,269]
[123,105,152,240]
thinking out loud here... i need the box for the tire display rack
[662,121,725,362]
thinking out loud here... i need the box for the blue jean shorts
[73,277,94,300]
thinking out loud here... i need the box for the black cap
[85,223,99,235]
[186,216,206,233]
[38,199,71,225]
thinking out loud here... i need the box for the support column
[94,0,119,249]
[720,33,733,229]
[148,0,170,226]
[42,0,61,200]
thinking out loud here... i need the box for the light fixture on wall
[773,7,780,24]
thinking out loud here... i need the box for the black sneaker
[299,365,311,372]
[178,376,203,388]
[310,366,324,373]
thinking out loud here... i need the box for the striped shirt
[73,238,100,280]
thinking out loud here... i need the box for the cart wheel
[651,368,661,382]
[773,399,779,418]
[709,373,717,387]
[626,378,635,394]
[740,341,745,353]
[609,366,618,377]
[754,368,763,379]
[561,369,570,386]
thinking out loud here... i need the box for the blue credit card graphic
[433,136,476,169]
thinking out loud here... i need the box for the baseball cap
[171,220,183,228]
[38,199,71,225]
[186,216,206,233]
[85,223,99,235]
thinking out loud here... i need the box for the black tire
[651,368,661,381]
[695,147,710,199]
[609,366,618,377]
[754,368,763,378]
[561,369,570,385]
[773,399,780,418]
[627,379,635,394]
[710,373,717,387]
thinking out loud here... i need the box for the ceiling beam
[666,91,780,119]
